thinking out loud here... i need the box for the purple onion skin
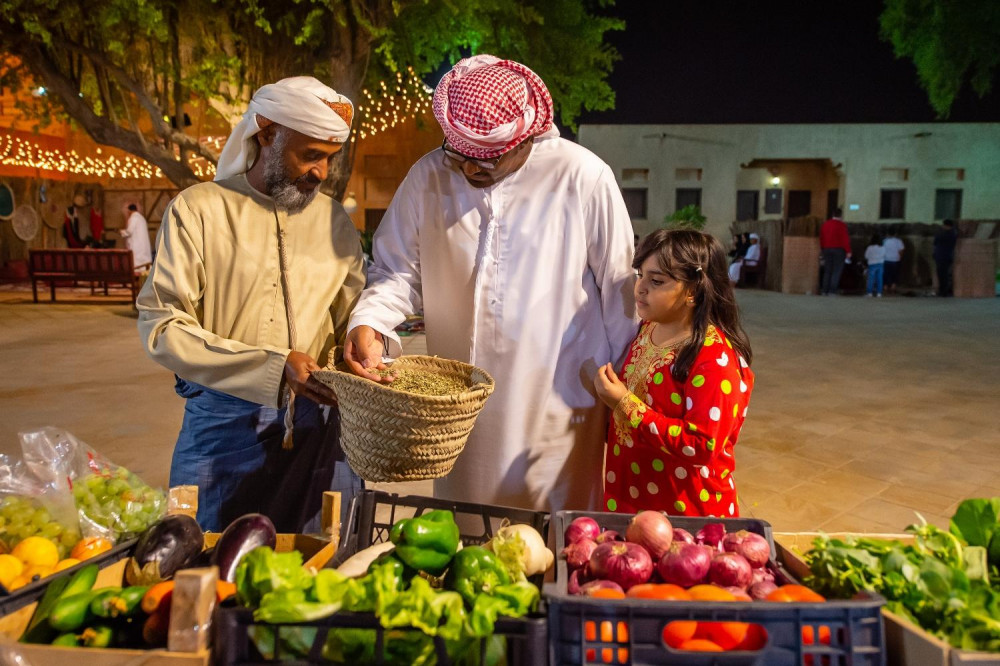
[696,523,727,551]
[565,517,601,545]
[580,579,625,596]
[562,538,598,570]
[724,586,753,601]
[672,528,696,545]
[749,580,779,600]
[625,511,674,561]
[657,542,713,588]
[589,541,654,591]
[568,568,592,595]
[708,552,754,589]
[595,530,623,545]
[722,530,771,569]
[751,566,776,587]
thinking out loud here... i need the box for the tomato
[662,621,698,648]
[678,638,725,652]
[626,583,691,600]
[696,622,750,650]
[735,624,769,651]
[589,588,626,600]
[802,625,832,645]
[765,584,825,603]
[687,584,736,602]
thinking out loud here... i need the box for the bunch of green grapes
[0,495,80,557]
[72,466,166,541]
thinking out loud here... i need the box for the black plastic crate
[214,490,551,665]
[0,538,135,618]
[546,511,886,666]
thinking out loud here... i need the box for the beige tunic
[137,175,365,407]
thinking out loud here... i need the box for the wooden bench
[29,249,137,303]
[739,244,769,288]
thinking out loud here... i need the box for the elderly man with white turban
[345,56,637,515]
[137,77,365,532]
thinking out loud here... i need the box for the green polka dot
[721,469,729,479]
[721,380,732,394]
[692,375,705,388]
[670,392,682,405]
[707,438,716,451]
[699,489,710,502]
[613,444,621,456]
[726,339,733,348]
[652,459,664,472]
[668,425,682,437]
[653,372,664,385]
[630,462,641,475]
[716,492,723,501]
[607,498,618,511]
[704,338,714,346]
[688,422,697,432]
[733,404,739,417]
[674,500,686,512]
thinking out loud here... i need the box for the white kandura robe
[348,136,637,514]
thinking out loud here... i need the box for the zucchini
[49,590,100,632]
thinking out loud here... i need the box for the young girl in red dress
[594,229,754,517]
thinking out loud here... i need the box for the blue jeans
[821,248,846,295]
[170,377,362,532]
[867,263,884,295]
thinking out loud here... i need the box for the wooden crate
[776,532,1000,666]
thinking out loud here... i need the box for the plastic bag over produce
[18,427,167,543]
[0,452,81,558]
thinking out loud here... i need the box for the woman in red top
[595,229,754,517]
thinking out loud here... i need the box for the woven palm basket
[312,355,495,482]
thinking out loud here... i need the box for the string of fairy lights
[0,66,434,181]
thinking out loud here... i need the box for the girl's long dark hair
[634,229,753,381]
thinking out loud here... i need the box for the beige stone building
[577,123,1000,239]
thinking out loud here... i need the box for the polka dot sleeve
[615,351,750,467]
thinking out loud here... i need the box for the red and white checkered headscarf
[433,55,554,159]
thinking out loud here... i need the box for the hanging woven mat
[313,355,495,482]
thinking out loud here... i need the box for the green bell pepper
[443,546,511,607]
[388,510,460,576]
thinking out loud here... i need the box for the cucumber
[49,590,100,632]
[22,563,99,643]
[61,564,100,599]
[90,586,148,618]
[89,588,122,618]
[80,624,114,648]
[51,632,80,646]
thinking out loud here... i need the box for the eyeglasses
[441,140,504,171]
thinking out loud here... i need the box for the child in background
[594,229,754,517]
[864,235,886,297]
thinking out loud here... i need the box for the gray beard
[262,132,319,214]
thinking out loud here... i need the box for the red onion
[568,567,592,595]
[625,511,674,560]
[724,586,753,601]
[589,541,654,591]
[595,530,623,544]
[696,523,727,551]
[722,530,771,569]
[580,579,625,596]
[657,542,713,587]
[672,528,696,545]
[749,580,778,600]
[562,538,597,570]
[708,552,753,589]
[565,516,601,545]
[751,566,775,587]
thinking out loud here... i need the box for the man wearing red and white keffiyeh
[345,56,637,515]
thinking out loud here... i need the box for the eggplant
[126,514,204,586]
[210,513,277,582]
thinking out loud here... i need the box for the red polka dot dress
[603,323,754,517]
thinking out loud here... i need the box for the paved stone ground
[1,282,997,534]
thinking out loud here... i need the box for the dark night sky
[575,1,1000,127]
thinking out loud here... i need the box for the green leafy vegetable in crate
[805,497,1000,653]
[72,465,166,541]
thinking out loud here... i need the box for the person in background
[819,208,852,296]
[63,194,91,248]
[933,219,958,297]
[595,229,754,516]
[120,203,153,273]
[882,226,905,295]
[864,235,885,297]
[137,76,364,532]
[344,55,636,515]
[727,233,760,284]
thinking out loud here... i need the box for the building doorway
[788,190,811,218]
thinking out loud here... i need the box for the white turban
[214,76,353,181]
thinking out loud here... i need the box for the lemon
[7,574,31,591]
[53,558,81,572]
[22,564,54,582]
[0,554,24,588]
[12,537,60,568]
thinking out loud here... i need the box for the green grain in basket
[377,367,469,395]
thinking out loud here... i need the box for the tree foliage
[0,0,623,192]
[879,0,1000,118]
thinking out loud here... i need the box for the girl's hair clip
[694,266,703,273]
